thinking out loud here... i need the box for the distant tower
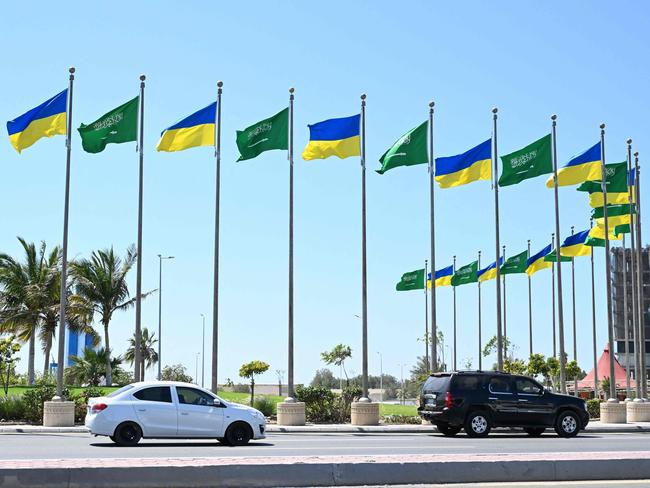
[64,328,96,366]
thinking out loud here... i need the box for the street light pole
[377,352,383,404]
[157,255,174,381]
[195,352,200,385]
[200,314,206,388]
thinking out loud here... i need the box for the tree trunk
[104,322,112,386]
[141,358,145,381]
[43,333,52,378]
[250,377,255,406]
[28,327,35,385]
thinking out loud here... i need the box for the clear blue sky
[2,1,648,386]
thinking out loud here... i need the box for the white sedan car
[85,381,266,446]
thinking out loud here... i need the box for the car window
[489,377,513,394]
[422,375,451,393]
[452,375,481,390]
[107,385,134,398]
[515,378,543,395]
[176,387,215,406]
[133,386,172,403]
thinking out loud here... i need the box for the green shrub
[252,396,275,417]
[22,383,69,424]
[71,387,106,424]
[381,414,422,425]
[295,385,362,423]
[0,395,26,421]
[587,398,602,419]
[231,383,250,394]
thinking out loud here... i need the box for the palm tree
[124,327,159,378]
[70,246,143,386]
[65,347,123,386]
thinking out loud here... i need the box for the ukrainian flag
[427,266,453,288]
[546,142,602,188]
[302,114,360,160]
[435,139,492,188]
[157,102,216,152]
[560,230,592,257]
[7,89,67,153]
[526,244,553,276]
[592,204,634,228]
[477,257,503,283]
[588,223,622,241]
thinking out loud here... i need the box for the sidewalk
[1,421,649,434]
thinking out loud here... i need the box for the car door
[515,377,554,426]
[132,386,178,437]
[175,386,225,437]
[487,376,519,426]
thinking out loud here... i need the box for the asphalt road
[338,483,650,488]
[1,431,649,460]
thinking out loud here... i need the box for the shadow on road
[89,441,274,448]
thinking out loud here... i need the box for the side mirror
[212,398,222,407]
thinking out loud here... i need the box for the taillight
[445,392,453,409]
[91,403,108,413]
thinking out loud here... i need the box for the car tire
[555,410,580,438]
[225,422,252,446]
[436,424,462,437]
[464,411,492,438]
[113,422,142,446]
[524,427,546,437]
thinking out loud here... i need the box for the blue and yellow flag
[427,266,453,288]
[477,257,503,283]
[7,89,67,153]
[526,244,553,276]
[435,139,492,188]
[560,230,592,257]
[546,142,602,188]
[157,102,216,152]
[302,114,360,160]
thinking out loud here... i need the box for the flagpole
[623,233,631,398]
[571,226,578,396]
[528,240,533,357]
[492,107,504,371]
[551,233,557,358]
[590,217,599,398]
[360,93,369,400]
[211,81,223,393]
[600,123,617,401]
[627,140,641,399]
[551,114,567,394]
[453,255,457,371]
[428,101,437,372]
[55,67,75,398]
[633,152,646,399]
[134,74,146,383]
[287,87,295,399]
[478,250,482,370]
[424,259,429,371]
[502,245,507,361]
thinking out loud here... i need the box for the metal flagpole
[571,226,578,395]
[211,81,223,393]
[287,87,295,399]
[627,140,641,399]
[502,245,507,361]
[590,218,599,398]
[425,260,430,371]
[552,234,557,358]
[478,250,482,370]
[633,152,646,399]
[492,108,504,371]
[428,101,438,372]
[600,123,617,401]
[551,114,567,394]
[528,240,533,357]
[360,93,369,399]
[453,255,457,371]
[55,67,75,399]
[623,233,631,398]
[158,256,162,381]
[134,74,146,383]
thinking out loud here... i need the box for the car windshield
[107,385,134,398]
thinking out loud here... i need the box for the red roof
[577,343,635,389]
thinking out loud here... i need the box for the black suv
[418,371,589,438]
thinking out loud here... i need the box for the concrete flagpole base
[351,399,380,426]
[627,400,650,422]
[600,399,627,423]
[43,399,75,427]
[276,398,306,426]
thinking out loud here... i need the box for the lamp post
[377,352,383,404]
[195,352,200,385]
[200,314,206,388]
[157,254,174,381]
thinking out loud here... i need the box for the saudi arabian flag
[615,223,631,235]
[577,161,628,194]
[78,97,139,154]
[500,250,528,275]
[544,250,572,262]
[377,121,428,174]
[451,261,478,287]
[236,108,288,161]
[499,134,552,187]
[396,268,425,291]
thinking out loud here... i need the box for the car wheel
[436,424,462,437]
[524,427,546,437]
[225,422,252,446]
[113,422,142,446]
[464,411,491,438]
[555,410,580,438]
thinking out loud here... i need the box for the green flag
[615,223,631,235]
[498,134,552,187]
[236,108,288,161]
[396,268,425,291]
[500,250,528,275]
[592,203,635,220]
[376,121,428,174]
[78,96,139,154]
[544,250,572,262]
[451,261,478,286]
[577,161,628,193]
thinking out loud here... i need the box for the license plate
[425,395,436,405]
